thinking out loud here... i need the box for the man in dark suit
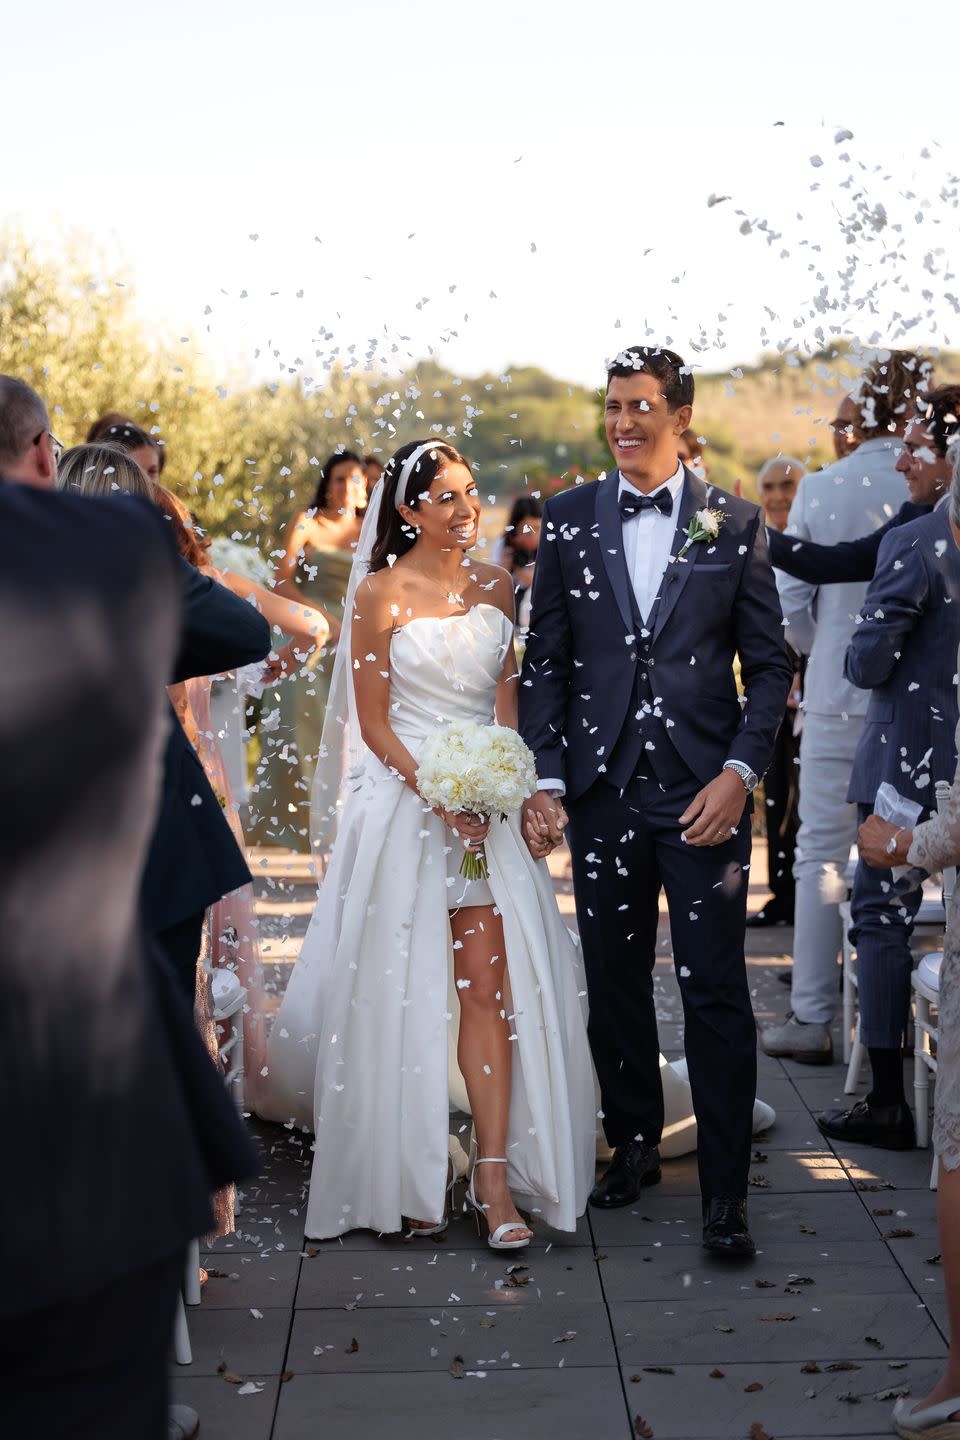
[817,404,960,1151]
[0,477,258,1440]
[767,384,960,587]
[520,347,793,1255]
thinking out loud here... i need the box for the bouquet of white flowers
[209,536,273,586]
[416,720,539,881]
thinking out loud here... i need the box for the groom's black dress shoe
[815,1098,915,1151]
[589,1141,661,1209]
[702,1197,755,1257]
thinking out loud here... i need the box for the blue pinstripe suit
[843,503,960,1049]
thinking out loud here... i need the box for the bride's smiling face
[403,460,481,553]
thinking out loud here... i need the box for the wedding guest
[831,391,861,460]
[0,375,61,486]
[761,351,928,1064]
[57,444,272,1008]
[856,456,960,1438]
[363,453,384,506]
[153,482,329,1113]
[815,417,960,1150]
[748,457,807,928]
[86,414,163,482]
[0,467,256,1440]
[768,384,960,585]
[256,449,359,847]
[678,426,708,479]
[497,494,542,641]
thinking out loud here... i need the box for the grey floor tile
[830,1142,939,1192]
[296,1244,602,1308]
[168,1375,279,1440]
[203,1220,300,1256]
[598,1240,912,1303]
[195,1252,302,1310]
[590,1191,880,1247]
[300,1209,592,1251]
[615,1360,941,1438]
[752,1109,836,1149]
[177,1304,291,1376]
[658,1148,850,1197]
[286,1300,615,1372]
[788,1074,871,1109]
[610,1293,944,1366]
[272,1368,631,1439]
[884,1234,946,1296]
[866,1188,939,1238]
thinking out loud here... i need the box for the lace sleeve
[908,719,960,874]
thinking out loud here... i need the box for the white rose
[696,508,720,537]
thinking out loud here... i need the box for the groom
[520,347,793,1255]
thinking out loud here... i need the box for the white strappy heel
[466,1157,532,1251]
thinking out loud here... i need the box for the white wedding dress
[261,602,597,1238]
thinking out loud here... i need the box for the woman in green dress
[250,451,363,848]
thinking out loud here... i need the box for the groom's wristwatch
[723,760,759,793]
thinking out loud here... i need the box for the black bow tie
[619,488,673,521]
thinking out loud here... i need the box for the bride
[261,440,597,1245]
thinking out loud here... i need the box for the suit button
[641,672,648,681]
[630,652,637,661]
[647,657,655,666]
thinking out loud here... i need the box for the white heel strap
[474,1156,507,1165]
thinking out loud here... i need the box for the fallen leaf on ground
[761,1313,795,1323]
[709,1368,725,1379]
[479,1318,496,1329]
[643,1366,675,1375]
[713,1323,735,1333]
[749,1175,771,1188]
[882,1229,915,1239]
[744,1381,764,1392]
[344,1300,359,1311]
[629,1374,642,1383]
[449,1355,465,1379]
[552,1332,577,1344]
[800,1361,821,1374]
[345,1337,359,1355]
[754,1279,776,1289]
[751,1151,768,1164]
[872,1208,893,1217]
[864,1335,884,1350]
[280,1371,295,1384]
[799,1225,817,1234]
[633,1417,654,1438]
[217,1363,244,1385]
[837,1392,861,1404]
[873,1386,910,1400]
[749,1424,772,1440]
[825,1361,860,1372]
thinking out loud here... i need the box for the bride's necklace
[411,565,469,609]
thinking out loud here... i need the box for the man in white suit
[761,352,927,1062]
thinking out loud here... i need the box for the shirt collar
[618,459,685,500]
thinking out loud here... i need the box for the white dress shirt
[538,461,685,796]
[619,461,686,623]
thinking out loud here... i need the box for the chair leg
[842,937,855,1066]
[172,1291,193,1365]
[914,994,931,1149]
[184,1236,201,1307]
[931,1152,940,1191]
[844,1020,864,1094]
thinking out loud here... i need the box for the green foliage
[3,232,958,544]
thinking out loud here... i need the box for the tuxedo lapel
[650,469,710,646]
[594,471,635,635]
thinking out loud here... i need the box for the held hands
[522,790,568,862]
[435,807,490,855]
[679,770,747,846]
[858,814,912,869]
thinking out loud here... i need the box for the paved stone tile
[787,1074,872,1110]
[298,1209,593,1251]
[658,1148,849,1196]
[286,1300,616,1372]
[884,1234,945,1297]
[610,1293,944,1367]
[590,1191,881,1247]
[830,1142,939,1192]
[195,1252,302,1310]
[598,1240,913,1303]
[616,1360,942,1438]
[177,1304,291,1376]
[751,1109,835,1149]
[203,1220,300,1256]
[169,1375,279,1440]
[296,1244,603,1308]
[272,1369,632,1439]
[863,1188,939,1238]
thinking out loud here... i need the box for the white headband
[394,440,446,512]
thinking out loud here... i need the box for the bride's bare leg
[451,903,532,1243]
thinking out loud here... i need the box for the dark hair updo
[86,413,166,471]
[310,449,363,511]
[369,438,469,573]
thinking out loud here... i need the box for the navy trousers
[850,802,929,1048]
[567,772,756,1200]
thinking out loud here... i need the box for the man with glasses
[0,375,62,486]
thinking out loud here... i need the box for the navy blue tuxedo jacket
[845,504,960,809]
[519,468,794,800]
[769,500,932,585]
[0,484,257,1317]
[141,562,270,933]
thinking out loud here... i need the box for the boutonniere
[676,507,725,562]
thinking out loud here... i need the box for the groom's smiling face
[605,373,693,491]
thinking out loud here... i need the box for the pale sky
[6,0,958,387]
